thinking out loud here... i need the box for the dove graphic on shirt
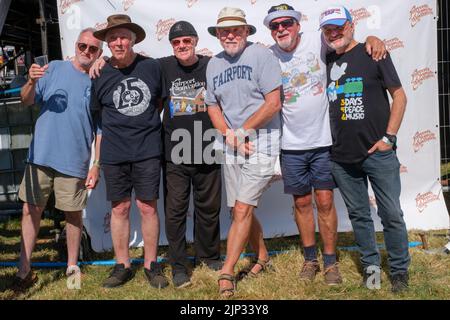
[327,62,348,102]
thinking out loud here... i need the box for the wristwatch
[382,133,397,146]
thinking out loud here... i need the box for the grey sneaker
[144,262,169,289]
[390,272,409,293]
[173,271,192,288]
[323,263,343,285]
[299,260,320,281]
[103,264,133,288]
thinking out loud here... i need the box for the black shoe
[102,264,133,288]
[205,259,223,271]
[390,272,409,293]
[11,270,38,292]
[173,271,192,288]
[144,262,169,289]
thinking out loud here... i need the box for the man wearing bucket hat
[159,21,222,288]
[264,3,387,286]
[205,7,283,297]
[320,6,409,293]
[90,14,169,289]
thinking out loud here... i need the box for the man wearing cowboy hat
[90,14,168,289]
[205,7,283,297]
[263,3,388,286]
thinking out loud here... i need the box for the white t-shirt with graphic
[271,31,332,150]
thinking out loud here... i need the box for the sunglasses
[171,38,194,46]
[269,18,296,31]
[77,42,99,54]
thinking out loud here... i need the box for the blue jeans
[332,150,411,275]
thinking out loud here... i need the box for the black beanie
[169,21,198,41]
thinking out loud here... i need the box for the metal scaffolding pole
[37,0,47,56]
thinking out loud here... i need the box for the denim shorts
[102,157,161,202]
[280,147,336,196]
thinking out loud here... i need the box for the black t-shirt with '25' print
[90,54,162,165]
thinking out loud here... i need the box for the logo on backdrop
[60,0,82,15]
[416,191,440,213]
[413,130,437,152]
[410,4,434,27]
[411,67,435,90]
[196,48,213,57]
[95,22,108,30]
[350,8,371,25]
[103,212,111,234]
[186,0,198,8]
[384,38,405,52]
[113,77,151,116]
[156,18,177,41]
[250,0,257,4]
[400,164,408,173]
[369,196,377,209]
[122,0,135,11]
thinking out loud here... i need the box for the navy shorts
[281,147,336,196]
[102,157,161,202]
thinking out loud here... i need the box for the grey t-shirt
[205,42,282,155]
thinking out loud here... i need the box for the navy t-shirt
[90,54,162,165]
[326,43,402,164]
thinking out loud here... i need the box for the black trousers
[163,161,222,273]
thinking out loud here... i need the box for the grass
[0,217,449,300]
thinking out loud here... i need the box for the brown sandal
[218,273,236,298]
[238,258,273,280]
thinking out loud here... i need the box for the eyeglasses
[77,42,99,54]
[171,38,194,46]
[269,18,296,31]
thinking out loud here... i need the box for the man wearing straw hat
[205,7,283,297]
[90,14,168,289]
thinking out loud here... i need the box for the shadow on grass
[0,269,63,300]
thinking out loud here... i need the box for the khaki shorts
[223,152,277,207]
[18,164,88,211]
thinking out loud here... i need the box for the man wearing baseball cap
[264,3,387,286]
[90,14,168,289]
[320,6,410,293]
[159,21,222,288]
[205,7,283,297]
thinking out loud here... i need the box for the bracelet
[93,159,101,168]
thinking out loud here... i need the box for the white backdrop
[56,0,449,252]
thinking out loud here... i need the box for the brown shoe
[299,260,320,281]
[324,262,343,285]
[11,271,38,292]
